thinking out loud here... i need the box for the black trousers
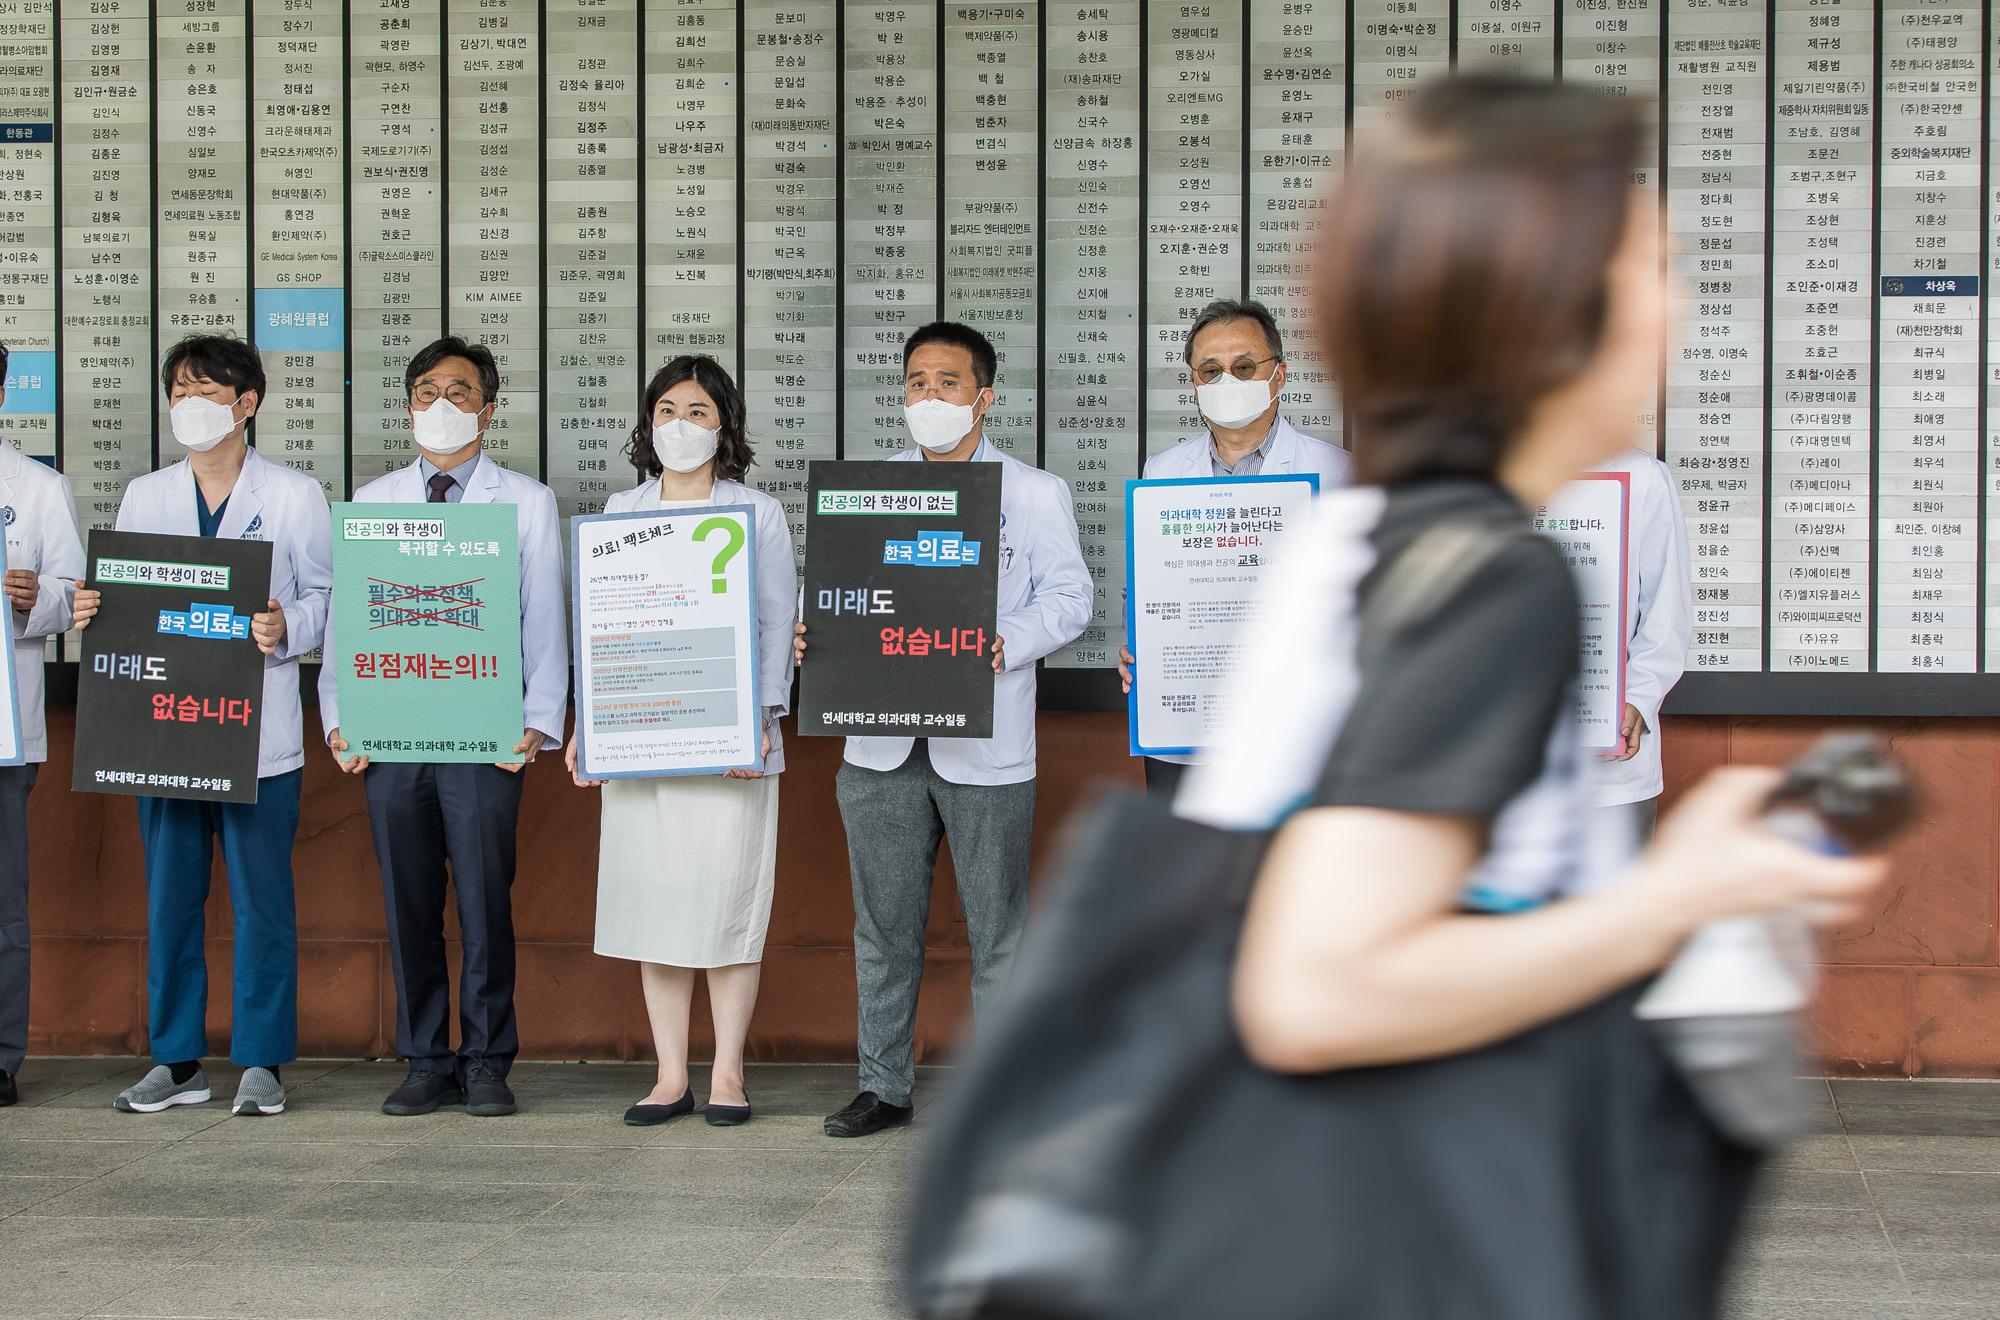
[0,763,37,1076]
[363,761,525,1078]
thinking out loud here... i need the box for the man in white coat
[72,335,333,1118]
[1118,298,1351,800]
[796,322,1092,1138]
[0,346,84,1107]
[322,337,567,1120]
[1594,444,1692,837]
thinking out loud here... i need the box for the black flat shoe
[704,1100,751,1127]
[624,1088,695,1126]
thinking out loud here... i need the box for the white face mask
[1196,373,1277,430]
[654,417,719,473]
[905,397,981,453]
[169,395,240,453]
[411,398,483,455]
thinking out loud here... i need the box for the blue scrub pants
[135,769,302,1068]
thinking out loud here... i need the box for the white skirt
[593,772,780,967]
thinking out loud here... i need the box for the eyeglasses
[411,381,484,409]
[1190,355,1281,386]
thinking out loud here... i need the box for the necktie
[427,472,455,504]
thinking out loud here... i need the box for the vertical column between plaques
[1141,0,1247,463]
[739,0,837,566]
[942,1,1042,463]
[0,0,60,481]
[1877,0,1978,673]
[1043,0,1141,669]
[1767,0,1875,674]
[641,0,741,436]
[842,0,940,458]
[445,0,540,477]
[251,0,347,499]
[545,0,640,524]
[1246,0,1345,449]
[59,0,154,541]
[1664,0,1771,673]
[348,0,445,490]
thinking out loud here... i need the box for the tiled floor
[2,1063,1997,1319]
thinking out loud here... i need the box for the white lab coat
[1144,414,1352,487]
[318,453,570,749]
[1593,447,1692,807]
[115,448,333,778]
[1141,415,1352,766]
[843,439,1093,786]
[603,477,797,772]
[1,440,83,762]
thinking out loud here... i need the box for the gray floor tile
[1724,1248,1910,1303]
[690,1275,909,1320]
[272,1178,583,1225]
[743,1226,902,1281]
[1763,1136,1862,1173]
[90,1262,451,1319]
[1860,1170,2000,1215]
[426,1265,731,1320]
[0,1174,92,1215]
[405,1114,659,1148]
[1721,1304,1920,1319]
[188,1218,513,1269]
[639,1115,900,1153]
[470,1219,781,1274]
[550,1183,826,1231]
[0,1215,246,1267]
[333,1141,635,1185]
[1897,1250,2000,1304]
[0,1262,165,1318]
[136,1139,411,1182]
[0,1139,171,1179]
[1849,1137,2000,1174]
[1750,1169,1877,1211]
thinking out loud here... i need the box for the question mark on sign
[694,516,745,594]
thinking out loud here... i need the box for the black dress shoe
[0,1069,16,1107]
[464,1059,517,1117]
[824,1091,911,1138]
[704,1099,751,1127]
[382,1069,463,1116]
[623,1088,695,1127]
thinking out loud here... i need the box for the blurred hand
[566,733,604,788]
[72,586,101,629]
[251,598,287,655]
[1634,767,1890,929]
[991,633,1006,675]
[2,569,37,614]
[1602,703,1643,762]
[327,727,369,775]
[1118,644,1135,695]
[793,620,807,665]
[725,723,773,780]
[496,728,540,773]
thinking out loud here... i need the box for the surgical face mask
[905,397,980,453]
[1195,373,1276,430]
[169,395,240,453]
[653,417,720,473]
[411,398,483,455]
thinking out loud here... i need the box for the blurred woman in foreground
[1178,77,1888,1314]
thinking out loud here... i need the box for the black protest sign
[74,530,273,803]
[801,460,1002,739]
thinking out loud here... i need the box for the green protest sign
[330,503,523,762]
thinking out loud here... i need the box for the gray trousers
[0,763,38,1076]
[836,746,1035,1107]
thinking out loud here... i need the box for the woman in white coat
[566,355,795,1127]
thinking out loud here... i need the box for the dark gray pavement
[3,1063,1998,1318]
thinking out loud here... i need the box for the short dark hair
[160,334,266,406]
[1183,299,1284,367]
[404,336,500,404]
[1320,76,1641,486]
[625,355,754,483]
[902,321,997,389]
[0,341,11,381]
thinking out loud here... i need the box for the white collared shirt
[318,451,570,749]
[1,440,84,763]
[1591,446,1692,806]
[842,438,1092,786]
[115,447,333,778]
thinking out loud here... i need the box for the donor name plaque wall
[9,0,2000,706]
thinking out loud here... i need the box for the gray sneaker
[232,1067,285,1116]
[114,1065,210,1113]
